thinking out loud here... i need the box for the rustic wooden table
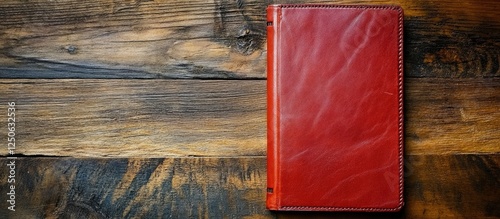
[0,0,498,218]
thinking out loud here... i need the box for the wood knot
[235,27,262,55]
[213,0,266,55]
[64,45,78,55]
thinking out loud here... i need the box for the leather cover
[266,4,404,212]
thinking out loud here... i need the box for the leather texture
[267,4,404,212]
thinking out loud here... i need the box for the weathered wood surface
[0,157,270,218]
[0,0,498,218]
[0,78,498,157]
[0,79,267,157]
[405,78,499,155]
[0,155,498,218]
[0,0,498,78]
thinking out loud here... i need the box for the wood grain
[0,79,267,157]
[0,157,270,218]
[0,0,497,218]
[405,78,500,154]
[0,155,498,218]
[0,0,268,79]
[0,0,498,78]
[0,78,498,157]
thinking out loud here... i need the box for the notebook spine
[266,5,280,210]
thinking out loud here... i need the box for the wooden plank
[0,79,267,157]
[0,78,498,157]
[0,0,498,78]
[0,0,268,79]
[0,157,271,218]
[0,155,498,218]
[406,78,500,154]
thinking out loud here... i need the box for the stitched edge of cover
[279,4,401,11]
[277,4,405,212]
[397,4,405,212]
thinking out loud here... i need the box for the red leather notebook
[266,4,404,211]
